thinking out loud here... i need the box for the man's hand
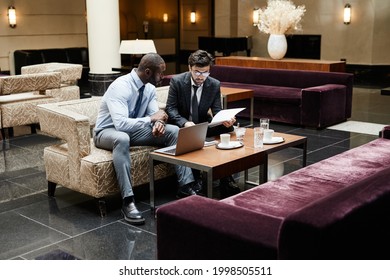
[152,120,165,137]
[151,110,168,123]
[222,117,236,128]
[184,121,195,127]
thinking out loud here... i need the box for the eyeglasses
[192,70,210,77]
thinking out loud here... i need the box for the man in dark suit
[166,49,240,198]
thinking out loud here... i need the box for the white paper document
[209,108,245,127]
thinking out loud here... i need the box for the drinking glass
[235,127,246,142]
[253,127,264,148]
[260,118,269,130]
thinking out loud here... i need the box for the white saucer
[217,141,244,150]
[263,137,284,144]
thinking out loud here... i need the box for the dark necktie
[191,85,199,123]
[133,85,145,117]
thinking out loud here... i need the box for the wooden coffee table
[149,129,307,211]
[221,86,254,126]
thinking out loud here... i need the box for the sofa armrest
[21,62,82,85]
[301,84,347,128]
[37,98,100,186]
[156,195,281,260]
[0,72,61,95]
[278,168,390,260]
[381,126,390,139]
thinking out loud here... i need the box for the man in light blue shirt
[94,53,199,225]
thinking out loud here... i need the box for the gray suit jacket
[166,71,223,128]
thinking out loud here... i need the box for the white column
[86,0,121,74]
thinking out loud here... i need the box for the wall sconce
[253,8,260,26]
[163,13,168,23]
[344,4,351,24]
[190,11,196,24]
[143,21,149,38]
[8,6,17,28]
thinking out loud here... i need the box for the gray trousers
[93,124,194,199]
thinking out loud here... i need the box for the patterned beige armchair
[37,87,173,217]
[0,72,60,138]
[0,62,81,139]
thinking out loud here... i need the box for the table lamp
[119,39,157,69]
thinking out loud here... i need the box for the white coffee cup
[220,133,231,146]
[264,129,274,141]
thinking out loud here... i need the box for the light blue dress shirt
[94,69,159,134]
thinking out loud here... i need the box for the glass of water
[235,127,246,142]
[260,118,270,130]
[253,127,264,148]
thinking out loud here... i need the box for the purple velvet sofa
[156,126,390,260]
[162,65,354,129]
[212,65,354,128]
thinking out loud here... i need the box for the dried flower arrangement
[257,0,306,35]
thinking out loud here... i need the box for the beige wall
[1,0,389,72]
[216,0,390,65]
[0,0,87,72]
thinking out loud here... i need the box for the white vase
[267,34,287,60]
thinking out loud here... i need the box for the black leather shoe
[177,182,197,198]
[219,176,241,198]
[192,179,203,195]
[121,202,145,225]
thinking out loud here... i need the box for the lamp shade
[119,39,157,54]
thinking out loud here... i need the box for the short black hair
[138,53,165,72]
[188,50,214,67]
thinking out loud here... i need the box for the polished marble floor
[0,86,389,260]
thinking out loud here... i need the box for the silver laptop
[154,122,208,156]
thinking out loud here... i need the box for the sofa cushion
[222,174,345,219]
[221,82,302,104]
[0,92,50,104]
[222,138,390,219]
[301,138,390,183]
[65,47,89,67]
